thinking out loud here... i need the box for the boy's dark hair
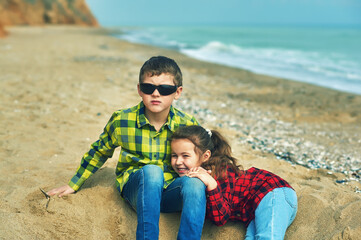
[139,56,183,86]
[171,125,242,179]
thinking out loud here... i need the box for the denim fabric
[122,165,164,239]
[122,165,206,240]
[245,187,298,240]
[161,176,206,240]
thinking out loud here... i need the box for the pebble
[175,98,361,184]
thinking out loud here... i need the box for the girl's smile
[171,139,202,177]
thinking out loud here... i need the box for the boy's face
[138,73,182,117]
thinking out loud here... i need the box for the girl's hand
[47,185,75,197]
[187,167,218,191]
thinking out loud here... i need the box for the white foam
[115,27,361,95]
[180,41,361,94]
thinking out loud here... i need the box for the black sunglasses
[140,83,178,96]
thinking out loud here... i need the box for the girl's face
[171,138,209,177]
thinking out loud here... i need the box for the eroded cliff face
[0,0,98,37]
[0,23,7,37]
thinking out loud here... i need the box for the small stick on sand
[39,188,51,210]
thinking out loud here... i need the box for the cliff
[0,0,98,37]
[0,23,7,37]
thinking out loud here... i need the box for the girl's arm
[187,167,217,191]
[187,167,232,226]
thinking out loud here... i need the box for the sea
[112,25,361,95]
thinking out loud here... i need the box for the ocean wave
[114,28,191,50]
[180,41,361,94]
[114,26,361,95]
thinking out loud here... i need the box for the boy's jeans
[245,187,298,240]
[122,165,206,240]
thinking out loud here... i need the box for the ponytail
[201,130,242,179]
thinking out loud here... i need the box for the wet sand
[0,26,360,239]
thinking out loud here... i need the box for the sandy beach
[1,26,361,239]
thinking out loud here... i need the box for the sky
[86,0,361,27]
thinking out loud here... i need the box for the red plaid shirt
[206,167,292,226]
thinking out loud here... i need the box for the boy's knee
[142,165,163,175]
[181,177,206,196]
[141,165,164,186]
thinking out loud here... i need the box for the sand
[0,26,360,240]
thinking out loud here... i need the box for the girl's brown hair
[171,125,242,179]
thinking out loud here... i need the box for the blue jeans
[245,187,298,240]
[122,165,206,240]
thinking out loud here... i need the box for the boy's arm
[68,112,120,191]
[47,185,75,197]
[47,113,120,197]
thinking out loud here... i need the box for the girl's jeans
[122,165,206,240]
[245,187,298,240]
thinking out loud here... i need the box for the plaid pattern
[206,167,292,227]
[69,101,198,192]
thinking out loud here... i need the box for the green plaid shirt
[69,101,198,192]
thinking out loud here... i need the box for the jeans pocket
[283,188,298,209]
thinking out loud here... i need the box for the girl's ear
[202,150,211,162]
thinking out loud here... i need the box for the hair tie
[205,128,212,137]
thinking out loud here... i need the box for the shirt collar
[137,101,149,128]
[136,102,176,132]
[165,105,176,132]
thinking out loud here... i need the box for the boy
[48,56,206,240]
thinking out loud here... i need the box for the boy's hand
[47,185,75,197]
[187,167,218,191]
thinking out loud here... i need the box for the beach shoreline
[1,26,360,239]
[114,25,361,96]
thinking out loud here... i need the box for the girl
[170,125,297,240]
